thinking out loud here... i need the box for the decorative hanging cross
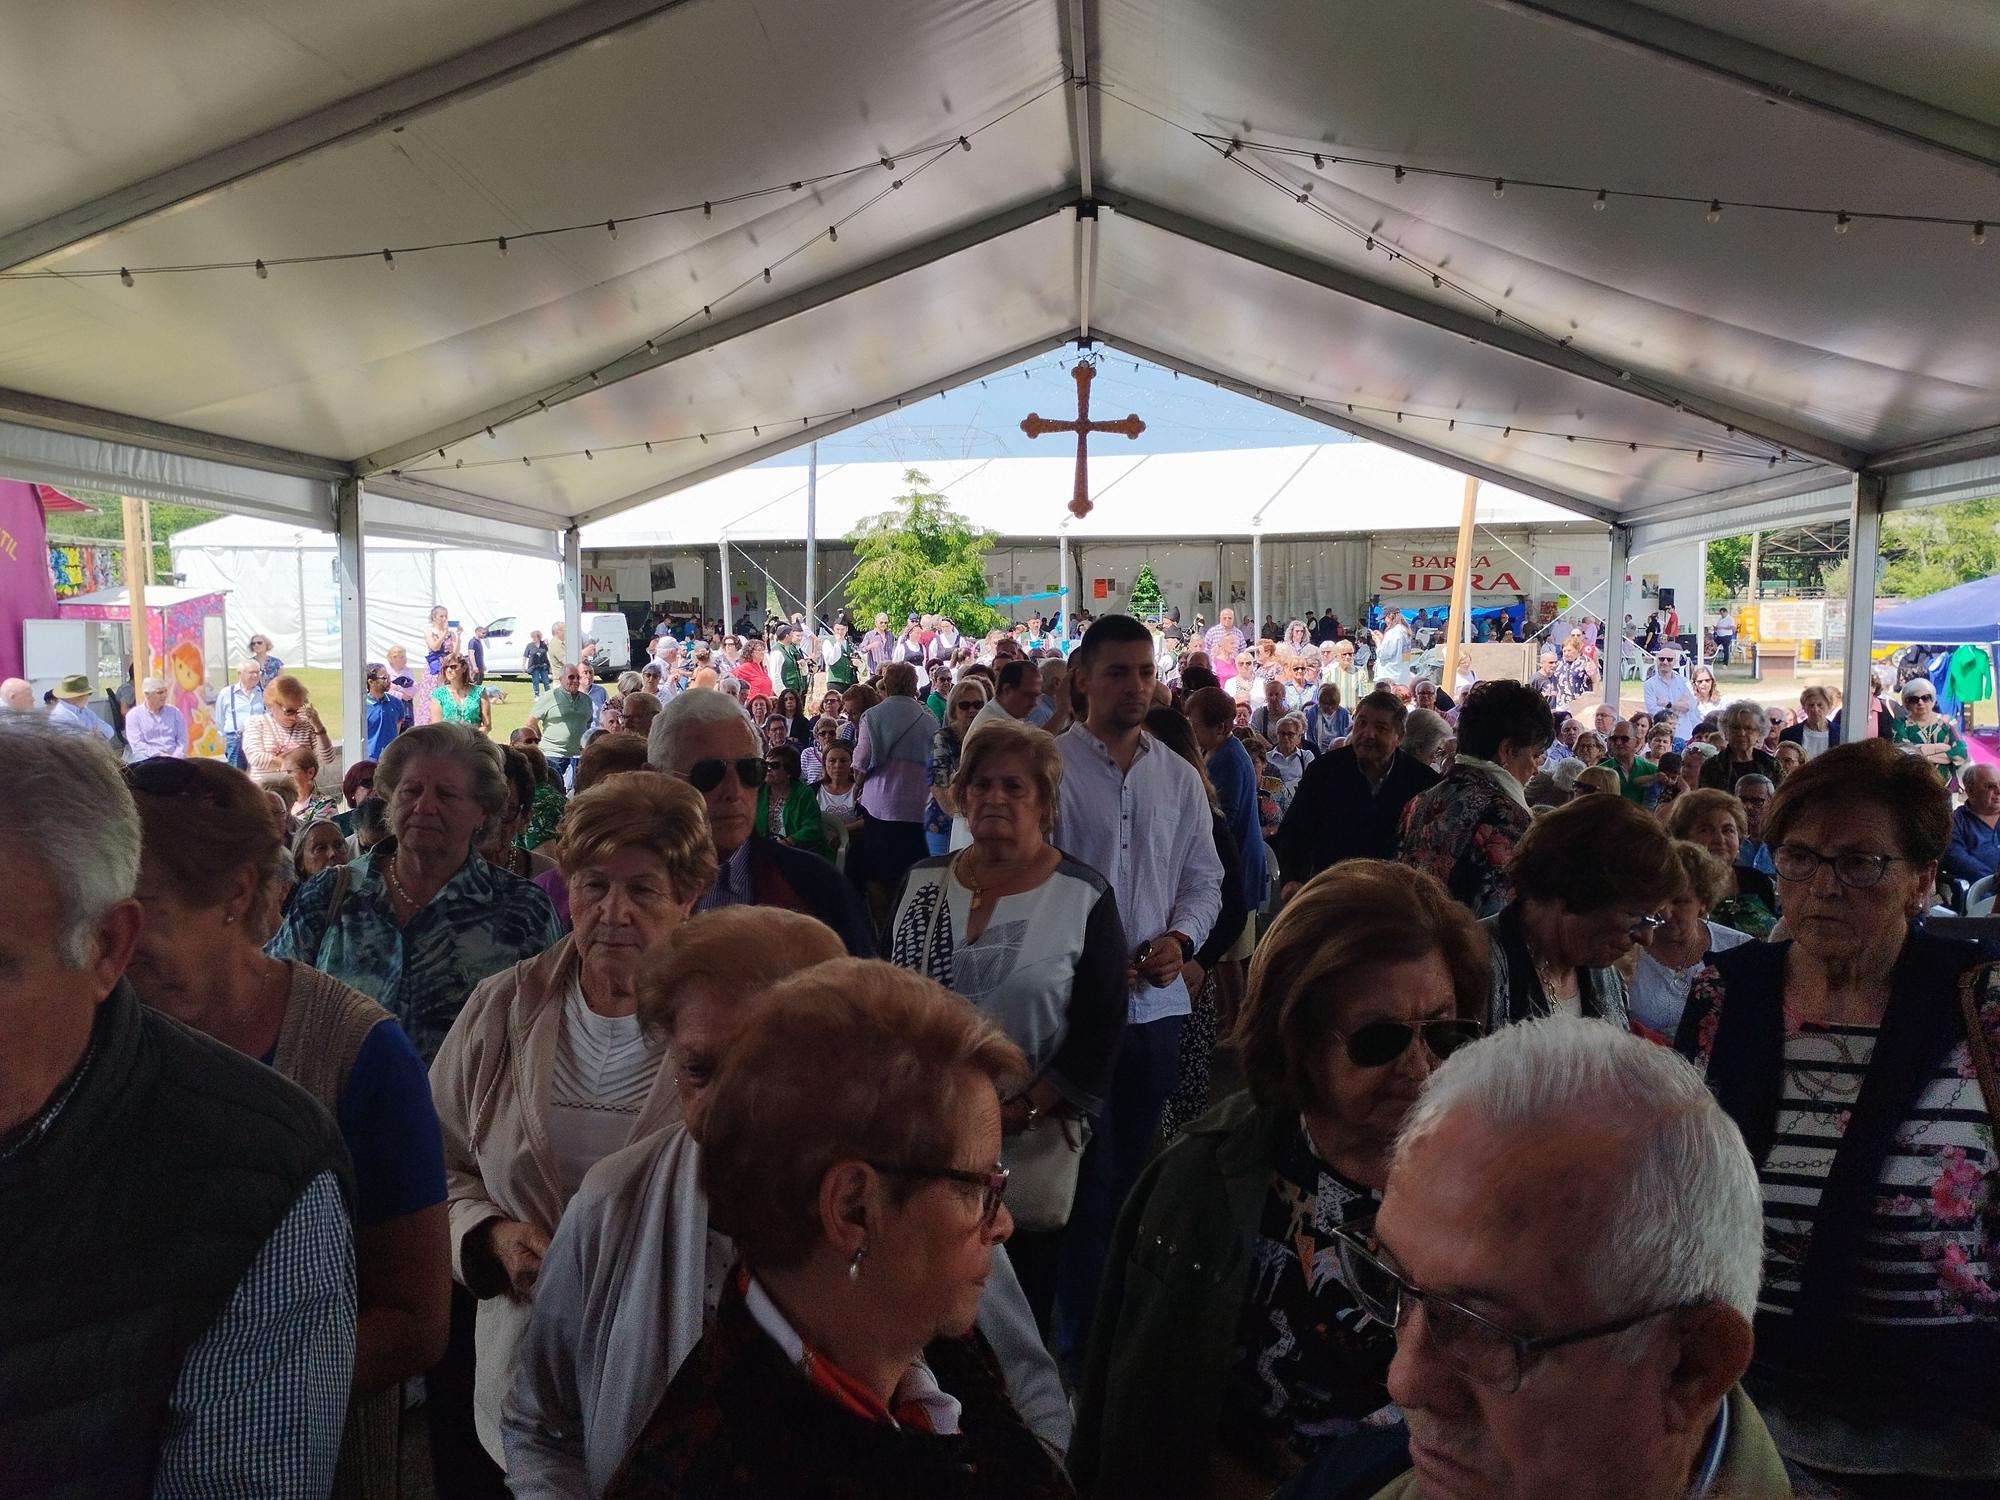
[1020,359,1145,519]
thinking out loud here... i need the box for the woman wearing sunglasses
[1482,793,1680,1030]
[605,960,1070,1499]
[1893,678,1969,787]
[1676,739,2000,1496]
[1071,861,1488,1500]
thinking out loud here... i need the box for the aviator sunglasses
[1333,1017,1484,1069]
[683,757,767,793]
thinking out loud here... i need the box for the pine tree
[1129,562,1164,619]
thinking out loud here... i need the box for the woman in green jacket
[753,741,830,860]
[1070,860,1489,1500]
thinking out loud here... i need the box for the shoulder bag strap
[1957,966,2000,1129]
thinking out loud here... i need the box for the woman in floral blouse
[1676,740,1999,1495]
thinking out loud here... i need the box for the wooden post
[140,497,158,585]
[120,496,150,683]
[1441,475,1480,695]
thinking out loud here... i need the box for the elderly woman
[1072,861,1486,1499]
[889,718,1128,1328]
[431,772,717,1465]
[1701,699,1784,793]
[503,910,1069,1497]
[1620,840,1753,1041]
[270,721,562,1064]
[123,757,449,1499]
[295,816,349,882]
[1552,633,1599,708]
[1302,681,1349,754]
[1893,676,1970,786]
[480,744,560,881]
[432,652,490,734]
[1398,680,1554,918]
[603,961,1069,1499]
[1677,740,2000,1493]
[285,743,339,825]
[1482,793,1680,1029]
[1774,739,1808,779]
[1399,706,1454,773]
[1669,788,1781,938]
[243,671,334,772]
[925,678,990,856]
[801,714,838,784]
[1263,713,1315,802]
[755,740,828,859]
[850,660,936,913]
[1778,685,1836,760]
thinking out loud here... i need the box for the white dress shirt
[1643,669,1697,723]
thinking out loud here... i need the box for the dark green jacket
[1069,1092,1285,1500]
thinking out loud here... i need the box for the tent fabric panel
[1884,453,2000,515]
[1624,484,1854,555]
[0,419,331,523]
[361,488,560,560]
[1870,575,2000,647]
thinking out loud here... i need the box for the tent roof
[4,0,1999,549]
[581,443,1586,550]
[1872,575,2000,646]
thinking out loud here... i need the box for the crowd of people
[4,592,1996,1500]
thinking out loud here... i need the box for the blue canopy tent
[1872,576,2000,647]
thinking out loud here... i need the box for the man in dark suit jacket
[1273,690,1439,896]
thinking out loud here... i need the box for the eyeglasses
[870,1162,1010,1229]
[1772,843,1908,889]
[1332,1223,1701,1393]
[1626,909,1670,935]
[1609,734,1633,743]
[1333,1017,1484,1069]
[682,757,767,792]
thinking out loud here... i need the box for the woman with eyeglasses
[925,677,991,856]
[1893,678,1969,787]
[243,672,334,773]
[604,960,1071,1500]
[431,652,491,735]
[754,741,829,860]
[430,772,715,1468]
[1669,788,1781,939]
[1071,861,1485,1500]
[1618,841,1752,1042]
[800,714,838,785]
[1690,662,1723,710]
[1481,793,1681,1029]
[1676,739,2000,1495]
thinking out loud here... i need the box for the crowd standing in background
[5,590,1998,1500]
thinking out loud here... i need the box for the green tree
[1129,562,1164,618]
[1705,534,1750,602]
[54,487,218,579]
[845,469,1004,635]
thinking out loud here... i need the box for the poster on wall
[1197,581,1215,606]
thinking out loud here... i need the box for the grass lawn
[288,666,535,748]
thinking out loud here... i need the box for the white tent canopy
[5,0,2000,740]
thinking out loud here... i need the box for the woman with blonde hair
[605,961,1070,1499]
[244,671,334,772]
[1669,787,1780,938]
[430,773,717,1465]
[1620,840,1752,1041]
[418,604,457,727]
[504,911,1070,1495]
[1073,862,1486,1499]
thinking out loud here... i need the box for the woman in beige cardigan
[430,771,717,1465]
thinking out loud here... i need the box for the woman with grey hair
[269,721,562,1065]
[1700,699,1783,794]
[1399,706,1454,772]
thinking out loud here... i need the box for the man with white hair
[1304,1024,1776,1500]
[645,690,873,955]
[1321,1017,1783,1500]
[212,657,266,768]
[0,719,356,1496]
[122,675,187,761]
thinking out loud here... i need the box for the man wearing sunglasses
[1317,1017,1781,1500]
[646,690,874,957]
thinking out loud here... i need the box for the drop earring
[847,1243,868,1282]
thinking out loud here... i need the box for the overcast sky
[756,343,1345,467]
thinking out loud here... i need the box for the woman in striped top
[1677,739,1999,1495]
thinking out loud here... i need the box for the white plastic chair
[1968,874,1997,917]
[821,812,850,874]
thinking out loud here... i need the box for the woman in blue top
[123,756,450,1499]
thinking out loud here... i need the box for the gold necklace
[385,853,418,910]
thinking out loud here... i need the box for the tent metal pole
[1057,527,1070,635]
[1251,530,1264,640]
[563,527,583,678]
[335,478,367,764]
[298,540,310,670]
[804,441,818,634]
[718,538,733,636]
[1843,474,1885,730]
[1605,526,1630,710]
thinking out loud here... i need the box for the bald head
[0,678,33,712]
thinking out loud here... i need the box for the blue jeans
[528,667,550,695]
[545,752,578,792]
[223,731,245,769]
[1055,1010,1186,1375]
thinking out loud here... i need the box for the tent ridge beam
[0,0,702,272]
[1865,423,2000,475]
[1098,331,1620,527]
[0,383,351,481]
[362,187,1081,474]
[1616,464,1850,530]
[1469,0,2000,177]
[572,334,1069,527]
[1063,0,1097,341]
[1103,193,1867,472]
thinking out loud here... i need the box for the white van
[479,611,631,679]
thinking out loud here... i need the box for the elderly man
[1607,718,1662,805]
[1733,773,1778,876]
[122,676,187,761]
[969,657,1041,742]
[1274,688,1441,895]
[0,719,356,1496]
[1323,1017,1781,1500]
[1203,605,1246,663]
[645,689,873,955]
[47,673,118,744]
[1530,648,1562,709]
[1944,762,2000,885]
[1,676,36,713]
[1643,648,1698,734]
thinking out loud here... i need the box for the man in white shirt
[212,658,265,770]
[1052,614,1223,1370]
[1643,648,1697,741]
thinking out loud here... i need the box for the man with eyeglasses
[1733,774,1779,877]
[531,665,594,790]
[1310,1017,1783,1500]
[644,689,874,956]
[1644,648,1697,743]
[1606,718,1663,806]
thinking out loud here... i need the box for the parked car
[478,610,631,680]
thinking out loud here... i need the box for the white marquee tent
[4,0,1999,749]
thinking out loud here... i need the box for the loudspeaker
[1657,587,1676,610]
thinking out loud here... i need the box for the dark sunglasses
[1335,1017,1484,1069]
[684,757,766,792]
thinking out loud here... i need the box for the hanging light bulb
[497,236,508,256]
[762,267,771,282]
[1975,221,1988,245]
[254,259,268,279]
[1393,165,1405,183]
[1834,211,1851,234]
[1696,449,1705,462]
[828,225,838,242]
[118,267,135,287]
[485,427,496,439]
[382,249,395,269]
[1593,188,1606,210]
[703,202,712,218]
[605,219,618,239]
[881,156,896,171]
[1492,178,1505,198]
[584,449,594,460]
[958,136,971,152]
[1706,199,1722,223]
[644,441,653,454]
[645,339,657,354]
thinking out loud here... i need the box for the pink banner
[0,480,60,680]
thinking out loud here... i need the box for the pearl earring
[847,1243,868,1282]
